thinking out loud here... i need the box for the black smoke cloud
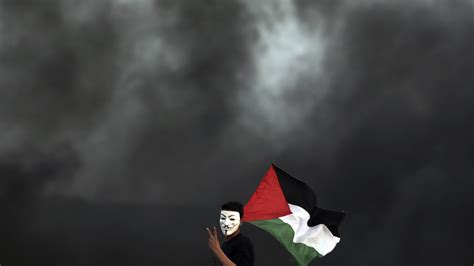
[0,0,472,265]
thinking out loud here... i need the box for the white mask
[219,210,241,236]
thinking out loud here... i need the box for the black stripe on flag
[273,164,346,237]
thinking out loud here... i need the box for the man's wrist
[214,248,236,266]
[213,246,223,256]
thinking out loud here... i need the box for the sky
[0,0,473,265]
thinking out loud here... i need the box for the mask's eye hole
[230,218,235,221]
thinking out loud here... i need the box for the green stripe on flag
[249,219,321,266]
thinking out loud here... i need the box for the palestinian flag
[243,164,345,266]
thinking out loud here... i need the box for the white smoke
[238,0,329,142]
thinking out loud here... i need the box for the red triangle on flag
[243,165,292,222]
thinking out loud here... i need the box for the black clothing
[221,233,255,266]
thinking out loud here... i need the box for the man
[207,201,255,266]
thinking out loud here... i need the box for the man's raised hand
[206,226,221,253]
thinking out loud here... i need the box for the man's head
[220,201,243,236]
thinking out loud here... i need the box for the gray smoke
[0,0,472,265]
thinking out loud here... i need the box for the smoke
[0,142,80,244]
[237,0,328,140]
[0,0,472,265]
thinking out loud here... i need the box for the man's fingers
[206,227,214,239]
[213,226,218,238]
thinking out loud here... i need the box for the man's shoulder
[237,233,254,247]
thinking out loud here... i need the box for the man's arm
[226,250,250,266]
[207,227,236,266]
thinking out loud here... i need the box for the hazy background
[0,0,473,265]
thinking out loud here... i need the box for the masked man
[207,201,255,266]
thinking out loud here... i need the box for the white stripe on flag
[280,204,341,256]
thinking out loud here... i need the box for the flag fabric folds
[243,164,345,266]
